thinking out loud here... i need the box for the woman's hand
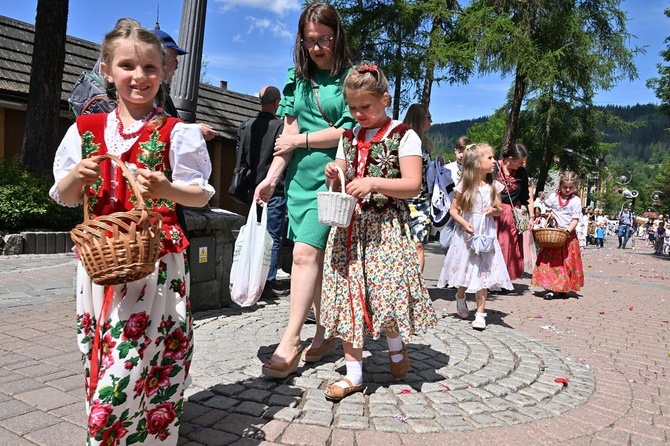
[253,177,276,205]
[274,133,301,156]
[485,205,496,217]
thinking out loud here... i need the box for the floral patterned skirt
[76,252,192,445]
[321,204,437,349]
[531,232,585,292]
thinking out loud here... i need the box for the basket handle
[82,153,147,220]
[328,165,348,195]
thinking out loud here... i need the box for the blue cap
[151,28,188,55]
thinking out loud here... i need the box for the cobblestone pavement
[0,240,668,445]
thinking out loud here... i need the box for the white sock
[336,359,363,388]
[387,333,404,363]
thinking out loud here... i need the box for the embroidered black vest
[341,123,412,210]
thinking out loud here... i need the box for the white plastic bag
[230,205,273,307]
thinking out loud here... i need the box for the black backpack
[69,60,116,116]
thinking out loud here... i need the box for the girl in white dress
[50,20,214,445]
[438,143,513,329]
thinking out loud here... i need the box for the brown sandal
[303,337,337,363]
[262,344,303,379]
[324,377,364,402]
[389,344,409,380]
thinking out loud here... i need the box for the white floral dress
[50,111,214,445]
[438,182,513,293]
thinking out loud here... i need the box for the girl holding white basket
[319,62,436,401]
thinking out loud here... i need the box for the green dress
[277,67,355,249]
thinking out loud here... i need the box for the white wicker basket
[317,165,357,228]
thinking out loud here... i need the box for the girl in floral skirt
[531,170,585,299]
[50,19,213,445]
[320,62,437,401]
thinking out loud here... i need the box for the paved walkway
[0,239,668,445]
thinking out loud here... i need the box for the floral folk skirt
[531,232,585,293]
[76,252,193,445]
[321,205,437,349]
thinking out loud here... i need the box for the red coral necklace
[355,117,392,178]
[116,108,157,139]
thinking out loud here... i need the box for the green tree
[647,7,670,118]
[333,0,472,116]
[20,0,69,175]
[459,0,640,164]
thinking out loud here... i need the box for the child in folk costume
[50,20,214,445]
[320,62,437,401]
[531,171,585,299]
[438,143,514,330]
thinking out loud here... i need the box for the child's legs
[456,286,466,299]
[475,289,487,313]
[342,341,363,362]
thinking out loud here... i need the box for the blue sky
[2,0,666,124]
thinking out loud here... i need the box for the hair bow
[465,143,477,150]
[357,64,378,74]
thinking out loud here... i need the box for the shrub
[0,158,82,231]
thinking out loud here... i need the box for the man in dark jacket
[236,86,287,287]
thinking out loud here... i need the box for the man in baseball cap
[149,26,215,141]
[151,28,188,55]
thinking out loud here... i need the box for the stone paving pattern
[0,239,668,445]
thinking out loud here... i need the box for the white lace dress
[437,183,513,293]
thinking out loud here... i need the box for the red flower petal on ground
[629,306,634,311]
[400,389,411,394]
[599,311,606,315]
[555,377,569,386]
[441,384,451,391]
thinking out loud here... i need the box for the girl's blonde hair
[558,170,581,193]
[458,143,501,212]
[402,104,434,153]
[100,18,167,127]
[343,61,390,106]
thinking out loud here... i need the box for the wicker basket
[70,154,163,286]
[533,227,569,249]
[317,165,357,228]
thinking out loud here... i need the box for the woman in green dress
[254,2,356,379]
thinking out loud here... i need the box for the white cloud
[232,33,243,43]
[213,0,301,17]
[245,16,292,39]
